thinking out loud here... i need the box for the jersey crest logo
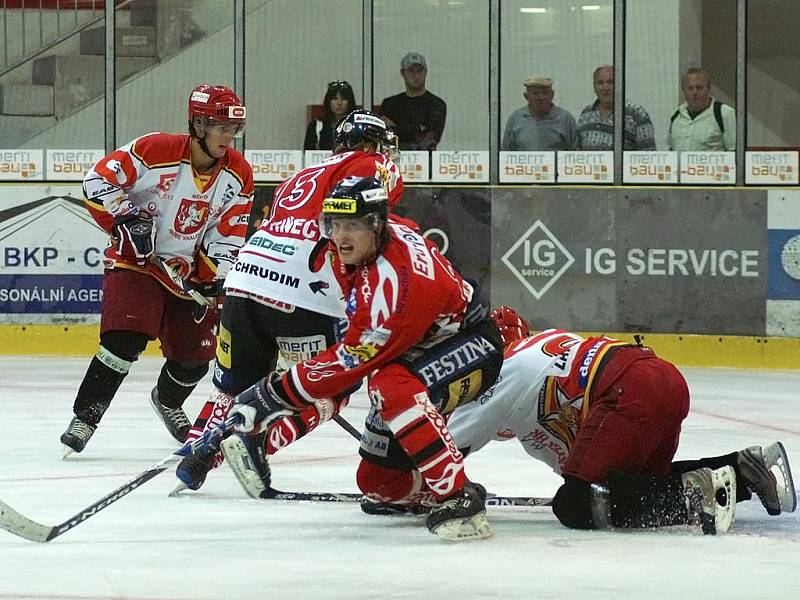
[175,198,209,234]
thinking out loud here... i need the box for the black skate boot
[220,431,271,499]
[425,482,494,541]
[682,466,736,534]
[60,416,97,457]
[737,442,796,515]
[149,387,191,443]
[173,440,220,493]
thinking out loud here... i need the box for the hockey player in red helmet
[60,83,253,456]
[187,84,246,160]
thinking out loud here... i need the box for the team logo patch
[344,343,379,362]
[443,370,483,414]
[174,198,210,234]
[322,198,357,213]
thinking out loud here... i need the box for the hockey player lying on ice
[443,306,796,534]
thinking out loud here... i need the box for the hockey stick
[153,257,214,308]
[333,414,362,440]
[0,415,242,543]
[262,487,552,507]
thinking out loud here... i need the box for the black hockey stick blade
[261,487,552,507]
[0,415,242,543]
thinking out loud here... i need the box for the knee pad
[552,476,596,530]
[357,459,424,502]
[100,330,149,363]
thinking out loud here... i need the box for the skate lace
[69,420,95,442]
[161,405,191,428]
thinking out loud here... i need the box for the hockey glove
[113,210,154,266]
[229,372,300,434]
[191,280,225,323]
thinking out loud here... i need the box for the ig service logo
[501,220,574,299]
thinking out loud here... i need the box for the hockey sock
[265,397,345,455]
[607,470,690,528]
[671,452,752,502]
[156,361,209,409]
[73,347,134,426]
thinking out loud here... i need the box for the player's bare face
[331,218,378,265]
[203,127,236,158]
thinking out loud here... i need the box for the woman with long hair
[304,81,356,150]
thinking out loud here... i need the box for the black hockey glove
[113,211,154,266]
[190,280,225,323]
[229,372,300,434]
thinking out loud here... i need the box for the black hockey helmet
[319,176,389,239]
[333,110,394,154]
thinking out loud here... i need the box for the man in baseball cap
[379,51,446,151]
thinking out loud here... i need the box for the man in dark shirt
[380,52,447,151]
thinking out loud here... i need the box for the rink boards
[1,183,799,368]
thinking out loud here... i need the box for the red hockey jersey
[273,217,472,409]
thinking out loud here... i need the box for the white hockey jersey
[83,132,254,286]
[223,150,402,316]
[446,329,629,473]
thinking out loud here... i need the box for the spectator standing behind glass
[304,81,356,151]
[668,68,735,151]
[501,77,578,151]
[577,65,656,151]
[379,52,446,150]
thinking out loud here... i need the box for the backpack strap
[713,100,725,134]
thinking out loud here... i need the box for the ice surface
[0,356,798,599]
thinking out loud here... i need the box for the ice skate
[171,441,220,495]
[737,441,796,515]
[60,416,97,458]
[425,483,493,541]
[149,387,191,443]
[682,466,736,535]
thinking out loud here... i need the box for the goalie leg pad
[221,431,271,499]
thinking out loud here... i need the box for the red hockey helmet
[490,305,531,346]
[188,84,246,137]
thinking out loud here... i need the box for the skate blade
[764,441,797,513]
[708,465,736,535]
[168,480,189,497]
[432,512,494,542]
[61,445,75,460]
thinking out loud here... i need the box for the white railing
[0,149,797,185]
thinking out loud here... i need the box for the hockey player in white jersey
[445,306,796,534]
[60,84,254,456]
[172,110,404,493]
